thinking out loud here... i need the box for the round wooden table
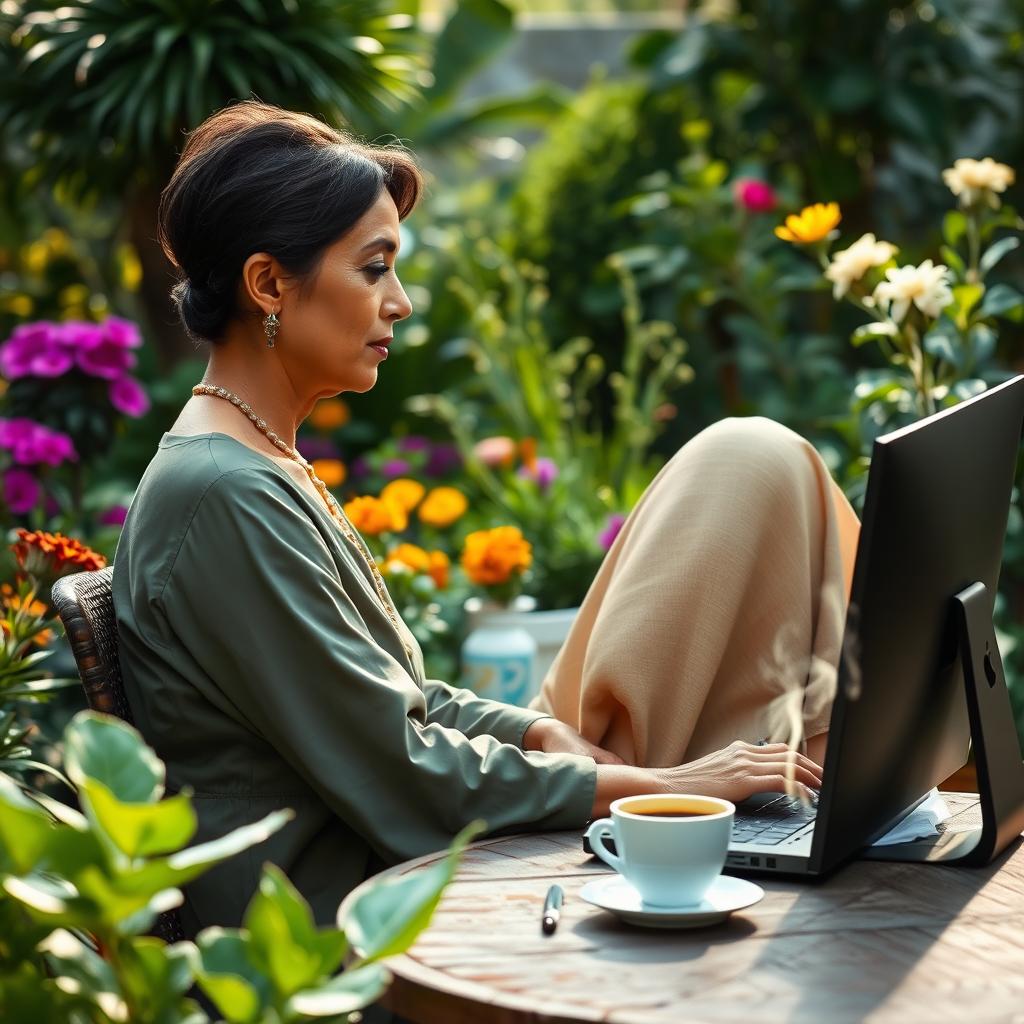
[340,793,1024,1024]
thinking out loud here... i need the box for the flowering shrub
[461,526,533,604]
[0,316,151,526]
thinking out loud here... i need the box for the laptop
[588,375,1024,877]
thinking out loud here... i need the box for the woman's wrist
[591,765,671,818]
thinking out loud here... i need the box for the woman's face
[278,190,412,397]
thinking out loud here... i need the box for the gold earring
[263,310,280,347]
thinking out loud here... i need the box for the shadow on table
[571,914,758,965]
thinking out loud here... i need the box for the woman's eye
[365,263,391,279]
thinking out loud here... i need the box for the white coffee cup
[585,793,735,907]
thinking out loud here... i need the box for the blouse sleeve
[158,468,596,863]
[422,677,553,748]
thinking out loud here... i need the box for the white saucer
[579,874,764,929]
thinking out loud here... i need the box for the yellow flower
[308,398,351,431]
[117,242,143,292]
[461,526,532,586]
[388,542,431,572]
[428,550,450,589]
[381,478,425,512]
[343,495,407,535]
[774,202,842,244]
[418,487,468,528]
[312,458,346,488]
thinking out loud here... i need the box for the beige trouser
[530,416,862,769]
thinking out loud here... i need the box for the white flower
[872,260,953,324]
[942,157,1016,208]
[824,233,898,299]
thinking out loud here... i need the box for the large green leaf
[192,929,271,1024]
[243,862,346,996]
[979,236,1021,278]
[0,772,57,872]
[341,820,484,963]
[64,712,164,803]
[79,775,197,858]
[286,962,390,1018]
[2,873,96,930]
[979,284,1024,319]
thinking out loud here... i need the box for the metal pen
[541,883,563,935]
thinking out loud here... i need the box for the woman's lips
[369,339,391,359]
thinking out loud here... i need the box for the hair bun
[171,277,232,344]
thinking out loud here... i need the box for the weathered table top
[344,793,1024,1024]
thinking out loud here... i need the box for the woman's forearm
[592,764,670,817]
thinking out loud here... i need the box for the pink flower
[517,456,559,491]
[380,458,412,478]
[598,513,627,551]
[733,178,777,214]
[473,436,516,468]
[0,321,73,378]
[3,468,40,515]
[0,418,77,466]
[103,316,142,349]
[108,375,151,418]
[74,322,138,379]
[99,504,128,527]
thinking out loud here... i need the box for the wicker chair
[51,566,186,944]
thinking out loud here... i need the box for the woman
[114,101,846,938]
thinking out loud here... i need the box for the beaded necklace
[191,383,414,661]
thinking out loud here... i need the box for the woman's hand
[523,717,626,765]
[662,740,822,803]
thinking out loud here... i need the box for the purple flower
[380,458,411,479]
[424,442,462,478]
[598,513,627,551]
[518,456,559,491]
[397,435,432,453]
[103,316,142,349]
[99,503,128,527]
[0,321,73,378]
[3,468,40,515]
[108,376,151,418]
[296,436,341,462]
[0,418,78,466]
[351,456,369,479]
[74,321,138,379]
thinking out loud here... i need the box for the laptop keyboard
[732,794,818,845]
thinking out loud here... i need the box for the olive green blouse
[112,433,596,937]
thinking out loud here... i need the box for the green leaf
[968,323,997,363]
[2,873,96,929]
[64,711,163,803]
[851,321,897,347]
[940,244,966,276]
[943,209,967,249]
[193,929,270,1024]
[979,284,1024,319]
[79,776,197,858]
[979,236,1020,277]
[341,820,484,962]
[0,772,59,872]
[948,283,984,330]
[243,863,343,996]
[922,332,961,368]
[286,962,390,1018]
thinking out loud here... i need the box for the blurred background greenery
[1,0,1023,749]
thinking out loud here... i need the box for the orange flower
[343,495,407,535]
[312,458,346,488]
[418,487,468,528]
[428,550,450,589]
[388,543,430,572]
[519,437,538,473]
[774,202,841,244]
[461,526,532,586]
[381,478,425,512]
[0,584,52,646]
[308,398,350,431]
[11,529,107,579]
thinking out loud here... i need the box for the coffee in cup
[584,794,734,907]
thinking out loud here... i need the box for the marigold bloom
[308,398,351,431]
[312,458,346,488]
[774,202,841,244]
[12,528,107,579]
[0,584,53,646]
[418,487,468,528]
[381,478,425,512]
[388,543,431,572]
[461,526,532,586]
[428,549,450,589]
[343,495,407,535]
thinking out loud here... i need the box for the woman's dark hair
[157,101,424,344]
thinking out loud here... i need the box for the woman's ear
[240,251,285,315]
